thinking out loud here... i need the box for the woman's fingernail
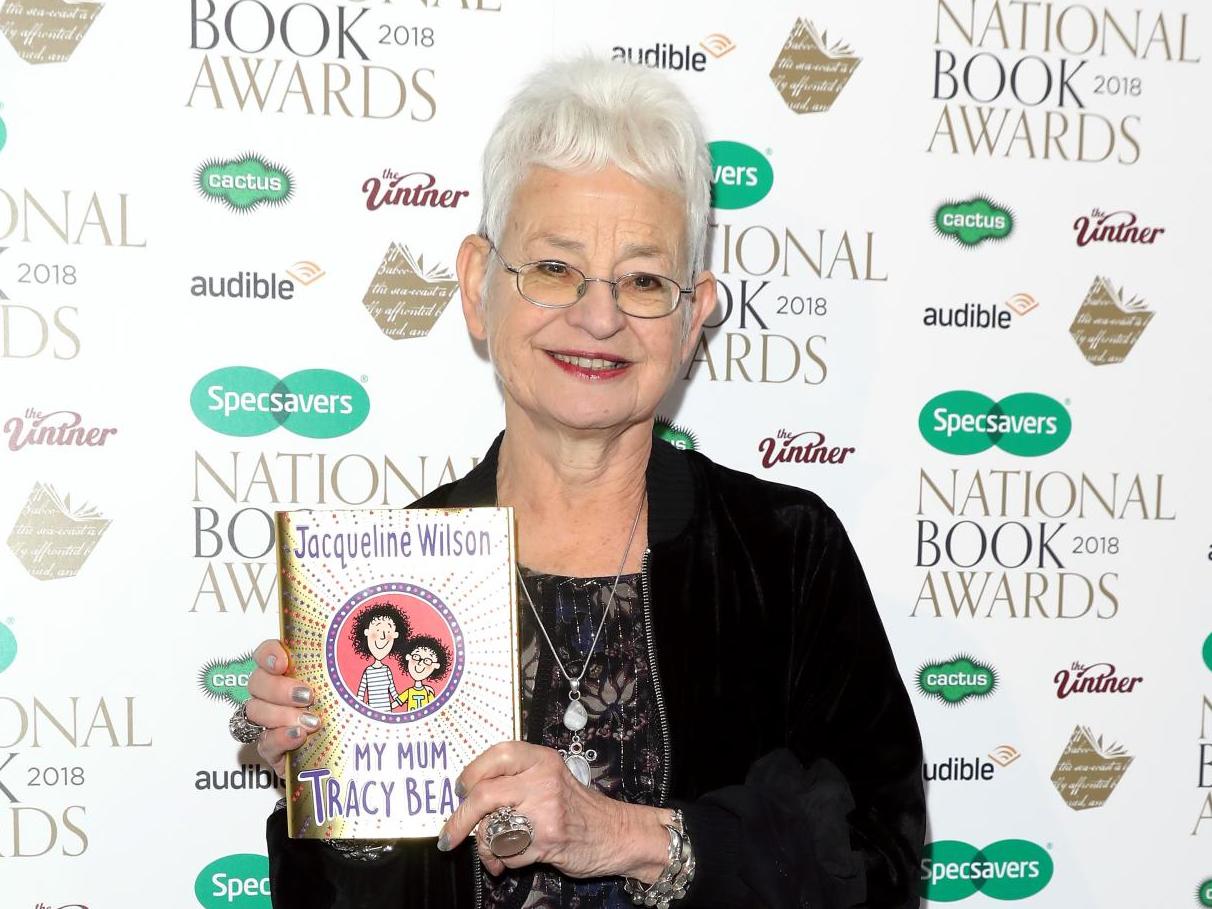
[291,686,312,706]
[299,713,320,729]
[436,832,451,852]
[286,726,303,739]
[454,780,466,799]
[266,654,278,671]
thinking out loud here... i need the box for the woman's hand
[246,638,322,777]
[438,742,671,882]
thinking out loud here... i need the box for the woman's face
[461,165,714,435]
[364,615,398,660]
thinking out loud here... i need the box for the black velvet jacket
[268,434,925,908]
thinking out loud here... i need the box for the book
[770,19,862,114]
[1069,276,1154,365]
[277,506,520,839]
[361,241,461,340]
[1050,725,1133,811]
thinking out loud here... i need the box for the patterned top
[355,661,399,712]
[483,568,663,909]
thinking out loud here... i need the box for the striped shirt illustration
[357,662,400,711]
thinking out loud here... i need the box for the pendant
[562,698,588,731]
[559,729,597,786]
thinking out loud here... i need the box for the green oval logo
[0,623,15,674]
[934,196,1013,247]
[1197,878,1212,906]
[708,141,773,209]
[1203,633,1212,673]
[920,839,1052,902]
[919,391,1070,457]
[916,655,997,705]
[198,653,256,705]
[197,154,293,212]
[190,367,369,438]
[195,853,271,908]
[655,417,698,451]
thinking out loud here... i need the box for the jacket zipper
[640,548,672,804]
[473,847,483,909]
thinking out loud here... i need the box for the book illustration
[279,506,519,840]
[361,242,460,340]
[770,19,861,114]
[0,0,104,65]
[1050,725,1133,810]
[331,586,462,722]
[7,481,110,580]
[1069,276,1154,365]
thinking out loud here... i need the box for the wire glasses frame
[487,241,694,319]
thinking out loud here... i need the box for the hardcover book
[277,506,520,839]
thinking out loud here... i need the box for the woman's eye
[538,262,568,277]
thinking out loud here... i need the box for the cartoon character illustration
[397,634,452,712]
[349,604,411,712]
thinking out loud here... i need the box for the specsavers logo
[195,854,270,908]
[708,141,773,210]
[919,391,1070,457]
[0,620,15,673]
[920,839,1053,902]
[196,154,293,212]
[917,655,997,705]
[934,197,1013,247]
[190,367,369,438]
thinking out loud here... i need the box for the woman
[238,57,925,908]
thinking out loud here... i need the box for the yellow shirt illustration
[400,684,436,711]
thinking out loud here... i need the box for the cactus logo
[1196,879,1212,906]
[708,141,773,209]
[198,653,256,706]
[934,197,1013,247]
[919,391,1070,457]
[190,367,369,438]
[0,621,15,673]
[917,655,997,705]
[195,853,271,908]
[920,839,1053,901]
[196,154,293,212]
[1203,633,1212,673]
[655,417,697,451]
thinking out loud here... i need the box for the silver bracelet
[623,808,696,908]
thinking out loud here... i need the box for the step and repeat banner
[1,0,1210,905]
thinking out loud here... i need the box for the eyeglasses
[408,653,437,667]
[488,242,692,319]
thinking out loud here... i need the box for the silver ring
[483,806,534,859]
[229,701,266,744]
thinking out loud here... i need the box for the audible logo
[196,154,292,212]
[934,197,1013,247]
[708,141,773,210]
[919,391,1071,457]
[920,839,1053,901]
[917,655,997,705]
[195,854,271,908]
[190,367,369,438]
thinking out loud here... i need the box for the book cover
[7,481,110,580]
[278,506,520,840]
[1050,725,1133,810]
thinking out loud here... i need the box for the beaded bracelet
[623,808,696,908]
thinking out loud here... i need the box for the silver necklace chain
[515,493,645,784]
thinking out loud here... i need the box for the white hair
[478,56,712,282]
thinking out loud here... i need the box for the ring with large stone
[483,806,534,859]
[228,702,266,744]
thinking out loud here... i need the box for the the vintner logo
[708,141,773,209]
[1054,661,1143,698]
[919,391,1070,456]
[919,839,1053,901]
[934,197,1012,247]
[196,154,293,212]
[916,655,997,705]
[190,367,369,439]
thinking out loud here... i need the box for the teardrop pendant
[564,752,592,785]
[562,697,588,732]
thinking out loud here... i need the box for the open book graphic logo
[0,0,103,65]
[362,242,460,340]
[7,482,109,579]
[1069,276,1154,365]
[770,19,860,114]
[1050,725,1133,810]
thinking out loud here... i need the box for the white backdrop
[1,0,1210,905]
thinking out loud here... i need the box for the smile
[547,350,631,378]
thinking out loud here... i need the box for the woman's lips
[546,350,631,379]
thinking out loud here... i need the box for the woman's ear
[680,271,718,360]
[457,234,491,341]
